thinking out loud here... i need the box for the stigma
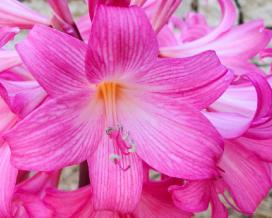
[106,124,137,171]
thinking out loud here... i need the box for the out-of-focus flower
[159,0,272,77]
[0,0,50,28]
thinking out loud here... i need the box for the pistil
[97,82,137,170]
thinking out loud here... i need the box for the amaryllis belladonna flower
[4,5,233,212]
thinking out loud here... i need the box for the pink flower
[170,74,272,216]
[170,141,271,217]
[5,5,232,212]
[44,179,192,218]
[0,156,58,218]
[159,0,272,76]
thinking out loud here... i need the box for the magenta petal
[0,0,50,28]
[219,141,271,214]
[0,27,19,48]
[76,14,91,42]
[48,0,74,25]
[235,137,272,162]
[88,0,130,20]
[44,186,93,218]
[13,196,54,218]
[133,181,192,218]
[5,94,104,171]
[119,98,223,180]
[16,172,59,195]
[16,25,89,97]
[149,0,181,33]
[88,133,143,213]
[138,51,232,109]
[0,79,46,118]
[0,143,18,217]
[170,180,211,213]
[0,50,21,72]
[210,189,228,218]
[86,5,158,82]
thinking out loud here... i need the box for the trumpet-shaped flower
[5,6,232,212]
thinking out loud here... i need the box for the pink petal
[137,50,232,110]
[16,25,89,97]
[76,15,92,42]
[0,143,18,217]
[0,79,46,118]
[118,96,223,179]
[88,133,143,213]
[210,21,272,60]
[48,0,74,25]
[13,195,54,218]
[131,0,148,6]
[133,181,192,218]
[235,137,272,162]
[44,186,93,218]
[88,0,131,20]
[16,172,59,195]
[5,93,104,171]
[149,0,181,33]
[260,48,272,59]
[245,118,272,139]
[218,141,271,214]
[0,27,19,48]
[221,59,264,76]
[0,97,16,137]
[170,180,211,213]
[204,112,250,139]
[86,5,158,83]
[157,26,178,47]
[0,50,21,72]
[212,73,272,125]
[210,189,228,218]
[0,0,50,28]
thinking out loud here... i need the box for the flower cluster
[0,0,272,217]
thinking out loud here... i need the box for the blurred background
[17,0,272,217]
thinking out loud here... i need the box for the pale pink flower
[159,0,272,76]
[5,6,232,212]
